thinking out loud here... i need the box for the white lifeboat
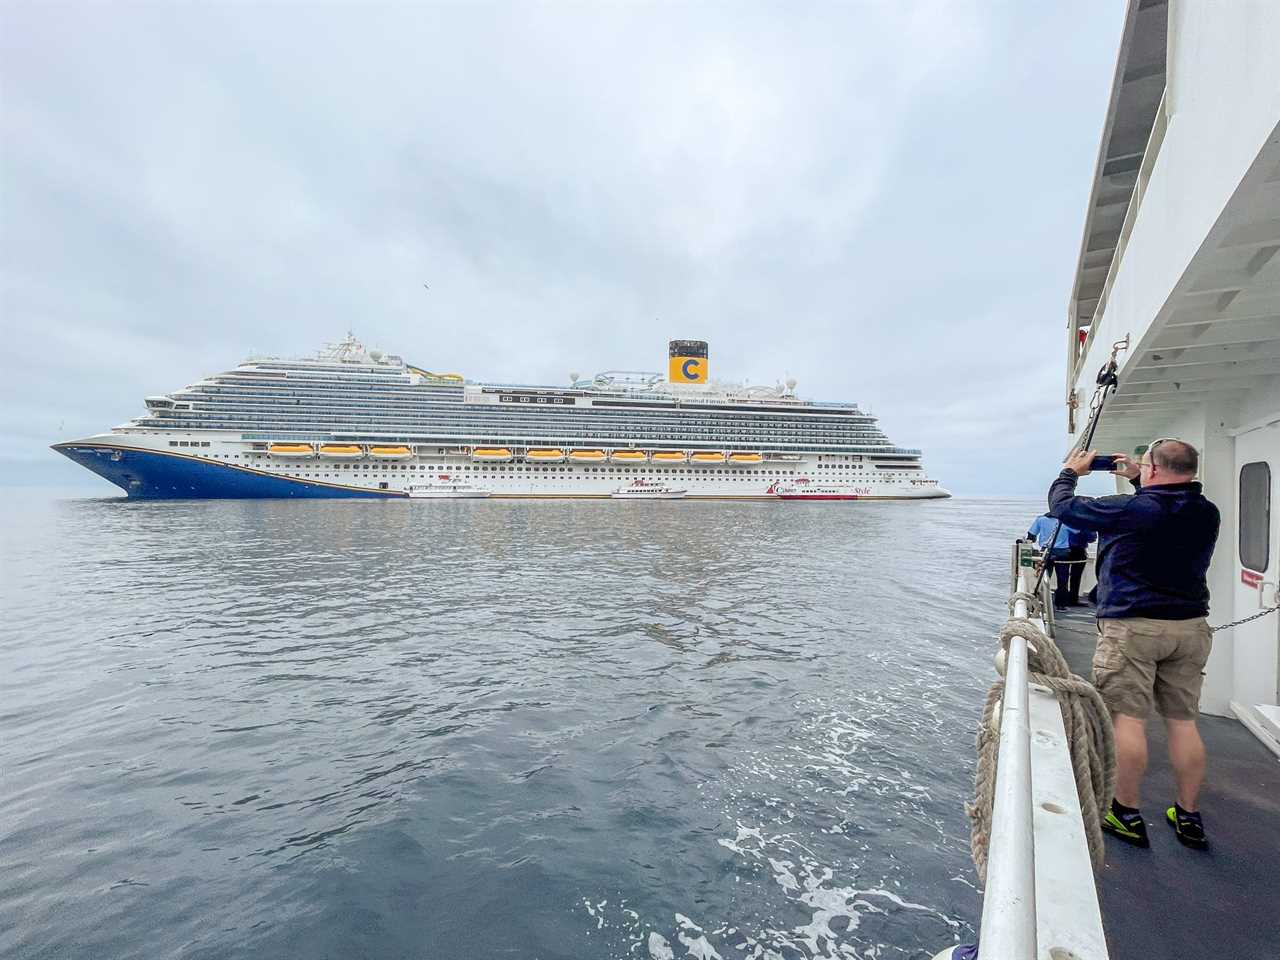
[610,479,687,500]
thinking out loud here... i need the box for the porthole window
[1240,461,1271,573]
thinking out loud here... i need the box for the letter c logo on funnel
[682,358,701,380]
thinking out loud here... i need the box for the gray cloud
[1,1,1120,495]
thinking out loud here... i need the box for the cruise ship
[53,337,949,500]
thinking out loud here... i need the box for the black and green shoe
[1102,805,1150,847]
[1166,805,1209,850]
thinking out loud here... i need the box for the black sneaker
[1166,805,1209,850]
[1102,804,1149,847]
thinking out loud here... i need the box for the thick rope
[966,617,1116,884]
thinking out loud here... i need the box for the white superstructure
[53,337,950,502]
[1066,0,1280,744]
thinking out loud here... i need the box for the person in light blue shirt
[1067,525,1098,606]
[1028,513,1073,552]
[1026,512,1079,607]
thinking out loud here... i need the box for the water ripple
[0,490,1037,959]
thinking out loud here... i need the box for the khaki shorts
[1093,617,1213,720]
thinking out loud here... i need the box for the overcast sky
[2,1,1124,496]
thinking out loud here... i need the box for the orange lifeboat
[690,452,727,465]
[268,443,315,458]
[318,444,364,460]
[369,445,413,460]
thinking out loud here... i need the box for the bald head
[1149,439,1199,479]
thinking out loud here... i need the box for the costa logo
[682,358,702,380]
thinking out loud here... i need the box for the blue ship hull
[53,444,403,500]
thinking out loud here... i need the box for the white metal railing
[977,566,1038,957]
[960,544,1108,960]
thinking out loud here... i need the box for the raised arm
[1048,469,1134,533]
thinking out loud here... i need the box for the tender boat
[471,447,513,462]
[610,479,687,500]
[729,452,763,464]
[568,449,607,463]
[689,452,726,466]
[651,450,687,463]
[526,448,566,462]
[768,478,863,501]
[407,477,491,499]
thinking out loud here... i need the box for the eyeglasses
[1141,437,1178,467]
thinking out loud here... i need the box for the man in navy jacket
[1050,439,1220,850]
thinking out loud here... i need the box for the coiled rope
[966,615,1116,883]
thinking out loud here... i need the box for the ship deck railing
[973,542,1108,959]
[977,543,1280,959]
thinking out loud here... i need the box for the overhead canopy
[1069,0,1168,335]
[1099,161,1280,444]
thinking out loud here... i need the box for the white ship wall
[1107,380,1280,717]
[66,431,948,501]
[1070,1,1280,720]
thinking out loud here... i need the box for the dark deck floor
[1052,606,1280,960]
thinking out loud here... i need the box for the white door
[1233,420,1280,748]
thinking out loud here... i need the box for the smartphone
[1089,455,1119,472]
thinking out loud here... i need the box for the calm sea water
[0,489,1039,960]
